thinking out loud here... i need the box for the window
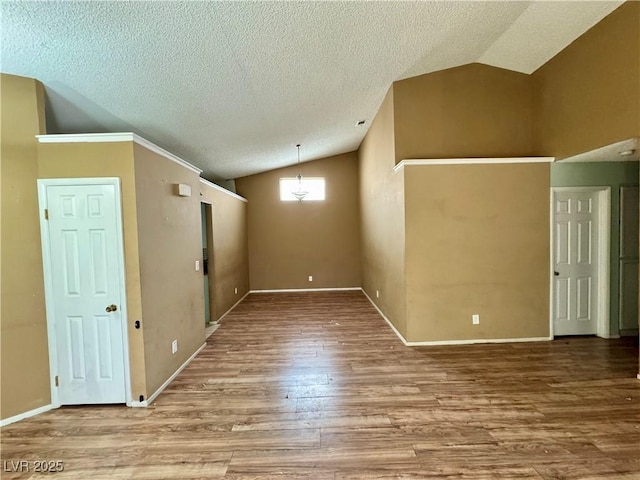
[279,177,326,201]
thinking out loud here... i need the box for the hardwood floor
[1,291,639,479]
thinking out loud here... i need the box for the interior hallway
[1,291,639,479]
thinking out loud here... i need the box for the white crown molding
[199,177,247,203]
[37,132,134,144]
[394,157,555,172]
[36,132,203,175]
[132,134,202,174]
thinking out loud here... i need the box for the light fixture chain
[292,143,308,201]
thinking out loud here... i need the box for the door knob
[554,271,560,276]
[105,304,118,313]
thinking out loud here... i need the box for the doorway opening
[550,186,611,338]
[618,185,639,335]
[201,203,216,334]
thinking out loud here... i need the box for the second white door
[553,189,601,336]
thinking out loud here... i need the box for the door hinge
[44,209,49,220]
[55,375,59,387]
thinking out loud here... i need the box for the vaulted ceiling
[1,1,623,180]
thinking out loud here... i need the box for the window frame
[279,177,326,202]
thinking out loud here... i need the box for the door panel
[90,229,109,294]
[556,221,569,264]
[576,276,591,320]
[554,277,570,322]
[553,190,599,336]
[577,220,592,264]
[67,316,86,380]
[46,184,126,404]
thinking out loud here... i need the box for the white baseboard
[0,403,54,427]
[130,342,206,407]
[405,336,552,346]
[361,288,408,345]
[619,332,638,337]
[217,291,250,322]
[130,291,253,408]
[250,287,361,293]
[361,288,552,346]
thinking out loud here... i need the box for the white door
[553,190,600,336]
[41,181,127,404]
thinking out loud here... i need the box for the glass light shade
[292,174,308,201]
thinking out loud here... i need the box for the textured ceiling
[1,1,623,181]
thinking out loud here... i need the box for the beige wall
[404,163,550,341]
[200,182,250,321]
[390,64,548,343]
[393,63,534,163]
[533,1,640,159]
[359,88,407,337]
[235,151,361,290]
[37,141,148,399]
[133,145,205,396]
[0,74,50,420]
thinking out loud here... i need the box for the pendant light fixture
[292,144,308,201]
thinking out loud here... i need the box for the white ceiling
[1,1,623,181]
[561,138,639,163]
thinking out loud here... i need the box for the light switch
[195,260,200,271]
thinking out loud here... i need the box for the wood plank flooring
[1,291,639,479]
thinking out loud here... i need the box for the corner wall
[199,181,250,321]
[0,74,50,420]
[37,141,147,399]
[392,64,549,343]
[133,144,205,396]
[235,152,361,291]
[359,88,407,337]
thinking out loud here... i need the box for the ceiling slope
[0,1,623,180]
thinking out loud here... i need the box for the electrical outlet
[194,260,200,271]
[308,275,313,282]
[171,339,178,354]
[376,290,380,298]
[472,314,480,325]
[234,287,238,295]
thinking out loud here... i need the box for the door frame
[618,184,639,334]
[201,201,215,323]
[37,177,133,408]
[549,186,611,339]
